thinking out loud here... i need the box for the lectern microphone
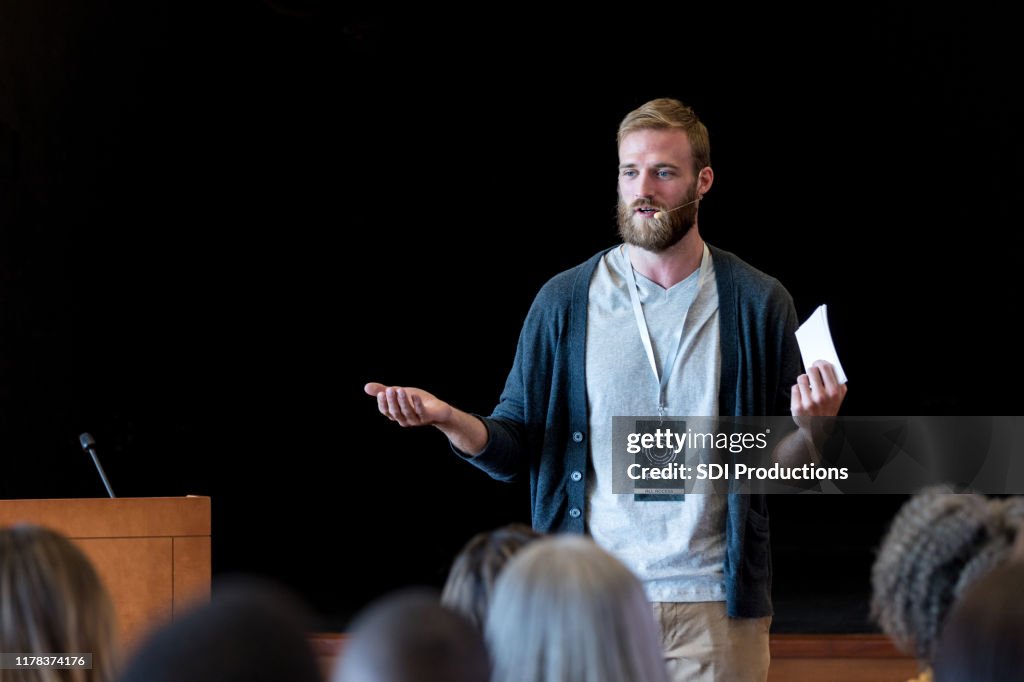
[79,432,116,498]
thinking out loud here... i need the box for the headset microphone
[652,196,702,221]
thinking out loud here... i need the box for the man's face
[617,129,700,252]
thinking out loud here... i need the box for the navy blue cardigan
[458,244,801,618]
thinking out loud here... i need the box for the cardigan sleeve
[450,271,572,482]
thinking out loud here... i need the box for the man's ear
[697,167,714,198]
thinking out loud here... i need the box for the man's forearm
[772,419,834,468]
[435,408,489,456]
[772,430,816,468]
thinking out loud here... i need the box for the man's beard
[617,191,698,253]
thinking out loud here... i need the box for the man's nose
[636,175,656,200]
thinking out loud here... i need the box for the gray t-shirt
[586,244,726,602]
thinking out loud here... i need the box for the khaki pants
[653,601,771,682]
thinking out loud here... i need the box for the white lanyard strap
[623,243,710,416]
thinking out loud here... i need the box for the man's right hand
[363,382,489,456]
[364,383,454,427]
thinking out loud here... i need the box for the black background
[1,4,1021,630]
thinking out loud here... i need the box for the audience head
[333,588,489,682]
[486,534,670,682]
[117,576,321,682]
[0,524,118,682]
[440,522,542,631]
[932,562,1024,682]
[870,487,1024,663]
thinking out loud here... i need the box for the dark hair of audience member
[440,522,542,631]
[870,487,1024,664]
[486,535,670,682]
[116,576,321,682]
[932,561,1024,682]
[332,588,489,682]
[0,524,119,682]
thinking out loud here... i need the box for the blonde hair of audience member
[440,523,542,631]
[486,535,670,682]
[932,562,1024,682]
[0,525,118,682]
[870,488,1024,667]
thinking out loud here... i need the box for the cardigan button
[570,470,582,482]
[572,431,584,443]
[569,507,582,519]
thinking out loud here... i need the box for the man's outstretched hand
[364,383,454,428]
[364,382,489,455]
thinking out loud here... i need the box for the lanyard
[623,243,711,418]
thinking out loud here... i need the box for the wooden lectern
[0,497,211,648]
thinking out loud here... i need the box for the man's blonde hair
[617,98,710,174]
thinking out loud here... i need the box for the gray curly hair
[870,487,1024,663]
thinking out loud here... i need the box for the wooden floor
[769,634,919,681]
[310,633,921,682]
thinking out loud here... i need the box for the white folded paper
[794,304,848,384]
